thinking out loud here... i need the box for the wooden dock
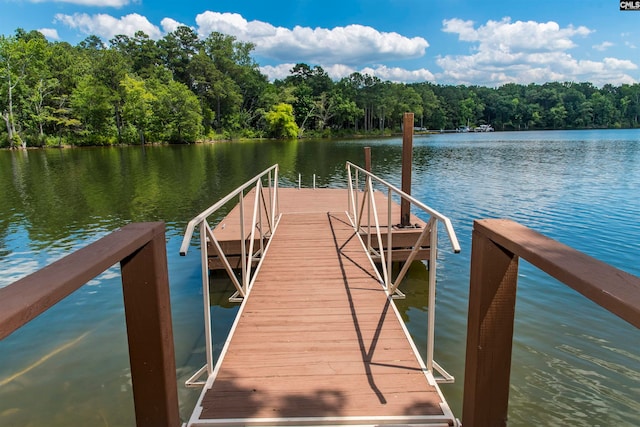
[185,188,457,426]
[207,188,431,270]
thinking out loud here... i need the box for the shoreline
[2,127,637,151]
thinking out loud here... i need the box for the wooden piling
[364,146,372,172]
[401,113,414,227]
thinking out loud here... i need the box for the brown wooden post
[121,224,181,427]
[401,112,414,227]
[364,146,371,172]
[462,220,519,427]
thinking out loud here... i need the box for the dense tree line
[1,27,639,148]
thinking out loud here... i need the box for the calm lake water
[0,130,638,426]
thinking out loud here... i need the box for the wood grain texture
[197,212,446,423]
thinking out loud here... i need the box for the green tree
[549,104,568,128]
[48,94,80,146]
[71,75,115,143]
[90,48,130,142]
[590,91,617,127]
[411,83,445,129]
[459,92,484,128]
[620,83,640,127]
[0,30,49,147]
[188,49,239,132]
[121,74,156,144]
[264,103,299,139]
[328,89,361,131]
[284,63,335,132]
[110,31,161,78]
[389,85,423,129]
[158,26,202,87]
[150,78,202,142]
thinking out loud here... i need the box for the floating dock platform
[180,163,461,426]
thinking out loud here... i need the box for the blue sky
[1,0,638,86]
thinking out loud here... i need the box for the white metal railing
[345,161,460,379]
[179,164,281,385]
[298,173,318,189]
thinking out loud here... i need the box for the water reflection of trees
[0,139,431,251]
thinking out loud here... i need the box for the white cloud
[260,63,296,81]
[160,18,187,34]
[593,41,614,51]
[30,0,132,6]
[443,17,591,53]
[322,64,358,80]
[53,10,431,82]
[360,65,435,83]
[196,11,428,65]
[260,62,434,84]
[51,10,634,86]
[54,12,162,40]
[438,17,637,86]
[602,57,637,70]
[38,28,60,40]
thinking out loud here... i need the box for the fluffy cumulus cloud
[38,28,60,40]
[260,63,296,81]
[438,17,637,86]
[54,12,162,40]
[360,65,435,83]
[443,17,591,52]
[52,9,432,83]
[260,63,435,84]
[195,11,428,65]
[160,17,186,34]
[261,63,362,81]
[593,41,614,51]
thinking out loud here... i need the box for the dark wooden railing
[0,222,180,427]
[463,219,640,427]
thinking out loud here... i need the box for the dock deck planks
[188,198,455,426]
[207,188,431,270]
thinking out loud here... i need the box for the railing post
[354,167,359,223]
[347,164,356,223]
[120,223,181,427]
[274,165,279,221]
[268,170,273,234]
[462,222,519,427]
[247,180,262,285]
[199,221,214,376]
[386,187,392,289]
[366,176,372,254]
[239,191,247,293]
[426,217,438,373]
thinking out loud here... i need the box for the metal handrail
[179,164,279,256]
[180,164,281,384]
[347,162,461,255]
[346,161,460,378]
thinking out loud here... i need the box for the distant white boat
[474,124,494,132]
[457,125,470,133]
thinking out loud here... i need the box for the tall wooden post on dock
[364,146,371,172]
[401,113,414,227]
